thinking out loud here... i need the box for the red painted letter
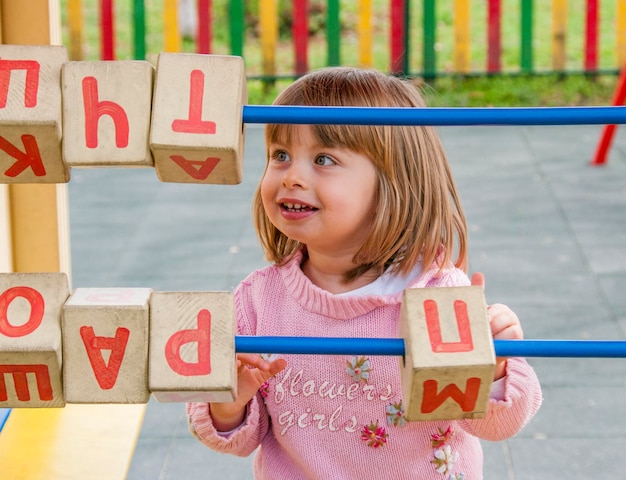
[0,364,52,401]
[169,155,220,180]
[0,134,46,177]
[0,286,45,338]
[82,76,129,148]
[424,299,474,353]
[420,377,482,414]
[0,58,40,108]
[165,309,211,376]
[171,69,216,134]
[80,326,130,390]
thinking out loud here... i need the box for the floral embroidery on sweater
[360,420,388,448]
[429,426,465,478]
[385,400,407,427]
[346,356,371,383]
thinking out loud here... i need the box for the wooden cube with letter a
[0,45,69,183]
[149,291,236,402]
[400,286,495,421]
[62,288,152,404]
[0,273,69,407]
[150,53,247,184]
[62,60,154,167]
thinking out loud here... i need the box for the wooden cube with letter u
[400,286,495,421]
[62,60,154,168]
[150,53,247,184]
[149,291,236,402]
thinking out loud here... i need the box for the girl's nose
[282,161,306,189]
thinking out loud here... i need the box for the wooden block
[150,53,247,184]
[62,60,154,167]
[0,273,69,407]
[0,45,69,183]
[399,286,495,421]
[62,288,151,404]
[149,291,236,402]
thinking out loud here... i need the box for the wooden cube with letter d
[400,286,495,421]
[149,291,236,402]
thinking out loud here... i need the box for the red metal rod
[487,0,501,73]
[585,0,599,71]
[590,63,626,165]
[197,0,212,54]
[293,0,308,76]
[100,0,115,60]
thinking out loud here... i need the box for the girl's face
[261,125,378,258]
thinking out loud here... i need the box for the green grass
[60,0,620,106]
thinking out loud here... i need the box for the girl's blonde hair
[253,67,467,281]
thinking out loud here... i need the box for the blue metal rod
[242,105,626,126]
[235,336,626,358]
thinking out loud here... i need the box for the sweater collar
[278,250,437,320]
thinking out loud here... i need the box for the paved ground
[68,123,626,479]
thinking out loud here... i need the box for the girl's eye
[314,154,335,166]
[271,150,290,163]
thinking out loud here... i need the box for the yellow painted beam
[260,0,278,78]
[1,0,68,274]
[163,0,181,52]
[358,0,373,67]
[67,0,83,60]
[552,0,567,71]
[454,0,471,73]
[618,0,626,67]
[0,2,146,479]
[0,405,146,480]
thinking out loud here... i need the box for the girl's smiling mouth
[282,202,318,212]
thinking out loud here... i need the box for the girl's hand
[209,353,287,431]
[471,273,524,380]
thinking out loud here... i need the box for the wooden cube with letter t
[149,291,236,402]
[400,286,495,421]
[150,53,247,184]
[0,273,69,407]
[62,288,152,404]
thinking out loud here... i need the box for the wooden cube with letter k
[400,286,496,421]
[0,45,69,183]
[149,291,236,402]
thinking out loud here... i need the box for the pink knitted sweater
[187,251,542,479]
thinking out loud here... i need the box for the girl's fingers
[488,304,524,340]
[236,353,270,371]
[470,272,485,288]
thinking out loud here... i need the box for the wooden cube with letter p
[0,273,69,407]
[62,288,152,404]
[149,291,236,402]
[0,45,69,183]
[150,53,247,184]
[400,286,495,421]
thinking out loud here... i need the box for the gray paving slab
[66,124,626,479]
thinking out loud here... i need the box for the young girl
[187,67,542,479]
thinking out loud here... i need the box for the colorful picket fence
[64,0,626,79]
